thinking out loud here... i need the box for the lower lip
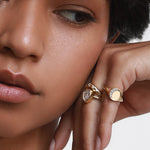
[0,83,32,103]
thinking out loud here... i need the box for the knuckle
[109,50,130,68]
[108,50,134,90]
[82,137,95,150]
[100,120,113,128]
[110,51,123,65]
[73,137,92,150]
[102,47,112,57]
[101,47,112,58]
[101,45,122,61]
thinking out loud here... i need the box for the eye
[0,0,9,6]
[0,0,9,3]
[53,10,95,25]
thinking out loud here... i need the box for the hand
[79,41,150,150]
[49,41,150,150]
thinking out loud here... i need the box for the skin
[0,0,110,149]
[54,41,150,150]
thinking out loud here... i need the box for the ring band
[82,83,102,103]
[103,87,123,102]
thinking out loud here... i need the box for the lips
[0,70,39,103]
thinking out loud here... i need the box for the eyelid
[53,9,96,26]
[0,0,9,7]
[55,4,96,18]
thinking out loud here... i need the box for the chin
[0,124,29,138]
[0,118,58,138]
[0,117,35,138]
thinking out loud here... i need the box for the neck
[0,120,58,150]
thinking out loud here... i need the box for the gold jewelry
[103,87,123,102]
[82,83,102,103]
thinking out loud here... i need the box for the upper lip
[0,69,38,94]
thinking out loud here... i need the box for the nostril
[30,54,37,59]
[2,46,36,59]
[1,47,12,54]
[28,54,39,62]
[4,47,11,50]
[1,47,39,61]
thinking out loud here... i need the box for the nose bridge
[4,0,45,59]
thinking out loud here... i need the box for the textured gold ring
[103,87,123,102]
[82,83,102,103]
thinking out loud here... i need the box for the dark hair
[109,0,150,43]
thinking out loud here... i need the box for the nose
[0,1,45,60]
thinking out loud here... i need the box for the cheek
[0,20,109,138]
[47,22,108,78]
[39,24,108,118]
[56,25,107,76]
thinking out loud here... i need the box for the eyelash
[53,9,96,26]
[0,0,9,5]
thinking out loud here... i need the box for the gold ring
[103,87,123,102]
[82,83,102,103]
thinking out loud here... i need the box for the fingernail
[96,136,101,150]
[49,139,55,150]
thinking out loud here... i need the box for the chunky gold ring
[82,83,102,103]
[103,87,123,102]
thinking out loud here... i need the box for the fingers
[72,96,86,150]
[94,42,150,149]
[79,44,122,150]
[78,47,110,150]
[99,95,120,149]
[99,78,122,149]
[80,42,141,150]
[82,101,101,150]
[75,41,150,150]
[49,108,73,150]
[92,46,123,150]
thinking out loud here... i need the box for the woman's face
[0,0,109,137]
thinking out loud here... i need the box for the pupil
[75,12,85,22]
